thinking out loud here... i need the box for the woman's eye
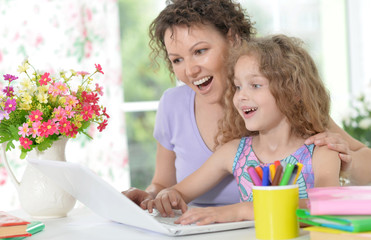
[195,49,207,55]
[234,85,241,91]
[252,84,262,88]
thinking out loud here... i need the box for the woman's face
[164,24,230,104]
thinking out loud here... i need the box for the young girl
[148,35,340,225]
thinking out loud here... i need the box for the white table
[11,207,310,240]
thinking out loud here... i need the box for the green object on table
[0,221,45,240]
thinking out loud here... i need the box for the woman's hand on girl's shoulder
[305,131,353,172]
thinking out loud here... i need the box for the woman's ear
[227,29,241,47]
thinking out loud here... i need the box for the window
[119,0,370,190]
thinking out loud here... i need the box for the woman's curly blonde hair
[149,0,255,76]
[215,34,331,148]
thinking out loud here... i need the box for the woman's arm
[146,142,177,196]
[122,142,177,208]
[306,118,371,185]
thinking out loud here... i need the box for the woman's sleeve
[153,89,174,151]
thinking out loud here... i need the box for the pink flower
[18,123,30,137]
[29,110,43,122]
[65,123,78,138]
[19,137,32,149]
[49,82,68,97]
[30,121,41,138]
[64,105,75,118]
[81,91,99,104]
[65,95,78,107]
[77,71,89,77]
[95,83,103,96]
[0,110,10,121]
[81,105,93,121]
[94,64,104,74]
[58,118,72,134]
[4,98,16,112]
[52,106,66,121]
[2,86,14,97]
[102,107,110,119]
[3,74,18,83]
[38,120,58,138]
[97,119,108,132]
[39,72,51,86]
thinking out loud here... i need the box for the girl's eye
[234,85,241,91]
[172,58,182,64]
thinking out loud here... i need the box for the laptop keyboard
[148,209,194,227]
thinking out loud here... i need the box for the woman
[122,0,371,208]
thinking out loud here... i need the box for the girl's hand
[121,187,154,210]
[148,188,188,217]
[175,203,253,226]
[305,131,353,172]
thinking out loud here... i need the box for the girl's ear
[227,29,241,47]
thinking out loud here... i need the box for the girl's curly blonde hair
[215,34,331,148]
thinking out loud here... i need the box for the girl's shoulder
[217,138,242,154]
[312,145,339,162]
[312,145,341,187]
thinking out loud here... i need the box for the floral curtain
[0,0,129,210]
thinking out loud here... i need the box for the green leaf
[6,141,15,151]
[37,139,54,152]
[81,121,91,130]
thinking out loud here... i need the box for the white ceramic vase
[1,137,76,218]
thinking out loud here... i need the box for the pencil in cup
[248,162,302,186]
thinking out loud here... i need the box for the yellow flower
[35,137,44,144]
[19,102,31,110]
[17,61,30,73]
[37,85,48,93]
[59,96,66,105]
[37,93,49,104]
[20,78,33,90]
[75,114,83,122]
[21,93,32,105]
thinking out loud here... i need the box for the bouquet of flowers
[342,81,371,147]
[0,59,109,158]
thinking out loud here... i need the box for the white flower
[359,118,371,130]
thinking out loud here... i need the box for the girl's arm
[149,139,240,217]
[306,118,371,185]
[122,142,177,209]
[311,144,341,187]
[175,202,254,225]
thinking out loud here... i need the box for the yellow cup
[253,185,299,240]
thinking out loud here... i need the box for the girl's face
[233,55,286,133]
[164,24,230,104]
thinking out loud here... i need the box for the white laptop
[27,158,254,236]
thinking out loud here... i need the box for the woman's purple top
[154,85,240,206]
